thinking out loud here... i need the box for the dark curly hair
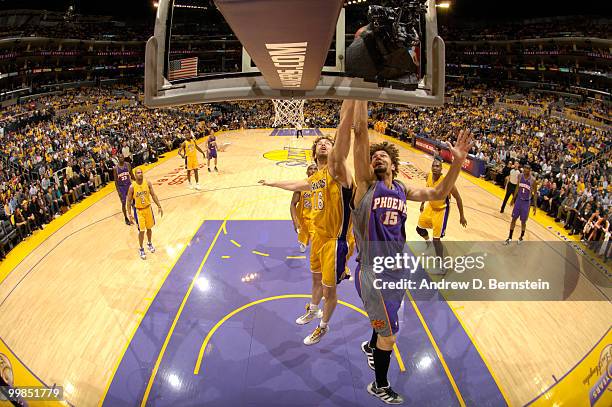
[311,135,335,161]
[370,141,400,179]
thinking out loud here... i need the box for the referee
[500,161,520,213]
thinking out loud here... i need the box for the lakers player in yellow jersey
[179,131,206,190]
[290,164,318,253]
[416,158,467,274]
[259,100,356,345]
[126,168,163,260]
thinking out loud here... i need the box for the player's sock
[508,228,514,239]
[369,329,378,349]
[374,347,392,388]
[319,321,328,329]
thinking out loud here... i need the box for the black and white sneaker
[367,382,404,405]
[360,341,375,370]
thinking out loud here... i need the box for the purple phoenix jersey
[353,180,408,336]
[207,138,218,159]
[512,174,533,222]
[116,163,131,203]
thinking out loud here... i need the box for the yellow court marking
[252,250,270,257]
[286,256,307,259]
[453,306,464,311]
[193,294,406,375]
[221,256,231,259]
[230,240,242,248]
[140,219,226,407]
[97,222,205,407]
[406,290,467,407]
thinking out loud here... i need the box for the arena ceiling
[0,0,609,21]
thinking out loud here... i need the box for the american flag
[168,57,198,80]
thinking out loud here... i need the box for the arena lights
[174,3,208,9]
[345,0,368,6]
[436,2,451,8]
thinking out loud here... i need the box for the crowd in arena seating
[0,91,198,259]
[440,16,611,41]
[371,91,611,260]
[0,85,610,262]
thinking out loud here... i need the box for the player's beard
[374,165,388,180]
[316,152,328,164]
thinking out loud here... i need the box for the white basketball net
[272,99,305,128]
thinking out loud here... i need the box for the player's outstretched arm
[451,186,467,227]
[328,100,355,188]
[407,129,473,202]
[148,181,163,216]
[125,185,134,223]
[353,100,374,204]
[258,179,310,192]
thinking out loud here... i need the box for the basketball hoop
[272,99,305,128]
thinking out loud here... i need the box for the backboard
[145,0,445,108]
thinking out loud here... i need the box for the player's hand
[510,199,515,206]
[419,204,424,213]
[258,180,269,186]
[128,215,134,225]
[460,216,468,227]
[158,205,164,217]
[446,129,473,162]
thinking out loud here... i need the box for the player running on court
[259,100,356,345]
[290,164,318,253]
[114,155,134,225]
[504,164,537,245]
[126,168,164,260]
[179,131,206,190]
[416,158,468,274]
[351,100,472,404]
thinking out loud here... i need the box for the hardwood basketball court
[0,129,609,406]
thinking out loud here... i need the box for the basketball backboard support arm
[145,0,444,108]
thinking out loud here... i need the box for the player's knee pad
[416,226,428,237]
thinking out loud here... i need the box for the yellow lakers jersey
[298,191,313,223]
[308,166,353,240]
[133,180,151,209]
[186,140,197,158]
[426,173,449,210]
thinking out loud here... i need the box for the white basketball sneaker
[295,304,322,325]
[303,325,329,345]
